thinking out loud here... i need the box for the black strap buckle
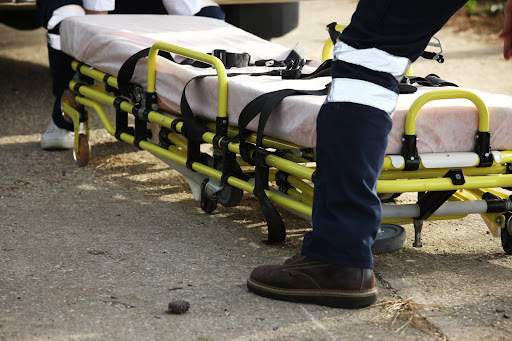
[212,50,250,69]
[282,59,305,79]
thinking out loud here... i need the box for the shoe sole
[247,278,378,309]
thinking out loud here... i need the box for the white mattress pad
[60,15,512,154]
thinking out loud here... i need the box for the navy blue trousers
[301,0,467,269]
[37,0,224,130]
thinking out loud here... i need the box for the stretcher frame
[61,33,512,255]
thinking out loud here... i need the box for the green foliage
[465,0,506,16]
[465,0,479,16]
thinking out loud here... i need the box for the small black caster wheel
[215,159,244,207]
[217,184,243,207]
[200,179,217,214]
[371,224,406,254]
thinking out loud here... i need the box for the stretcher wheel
[371,224,406,254]
[501,214,512,255]
[73,133,91,167]
[215,159,244,207]
[217,185,243,207]
[61,89,78,123]
[61,89,79,110]
[200,179,217,214]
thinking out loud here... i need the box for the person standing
[247,0,512,309]
[37,0,224,150]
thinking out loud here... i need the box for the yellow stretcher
[59,15,512,254]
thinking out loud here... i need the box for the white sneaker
[40,121,74,150]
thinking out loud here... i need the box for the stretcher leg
[73,133,91,167]
[413,219,424,247]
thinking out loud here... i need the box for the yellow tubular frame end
[62,102,81,154]
[405,89,490,136]
[147,42,228,118]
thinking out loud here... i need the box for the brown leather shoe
[247,254,377,308]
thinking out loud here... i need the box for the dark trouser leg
[302,103,392,269]
[48,40,75,131]
[301,0,467,268]
[37,0,82,130]
[195,6,225,20]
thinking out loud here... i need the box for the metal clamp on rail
[75,62,94,85]
[482,192,512,213]
[131,104,151,149]
[113,97,133,141]
[276,171,292,193]
[475,131,493,167]
[103,74,118,95]
[158,127,173,149]
[401,134,420,171]
[444,169,465,186]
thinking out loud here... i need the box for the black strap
[398,83,418,94]
[404,74,458,87]
[421,51,444,63]
[300,59,332,79]
[400,73,458,94]
[179,57,333,143]
[235,87,328,243]
[423,74,457,87]
[237,87,329,148]
[180,75,211,143]
[117,48,254,97]
[211,49,250,69]
[138,49,330,242]
[326,22,340,44]
[118,44,333,101]
[177,62,329,242]
[117,48,176,96]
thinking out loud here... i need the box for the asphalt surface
[1,1,512,340]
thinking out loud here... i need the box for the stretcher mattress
[60,15,512,154]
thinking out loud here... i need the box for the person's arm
[162,0,202,16]
[499,0,512,60]
[85,10,109,14]
[82,0,115,15]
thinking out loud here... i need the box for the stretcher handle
[405,89,490,136]
[147,42,228,118]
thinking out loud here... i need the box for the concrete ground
[1,1,512,340]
